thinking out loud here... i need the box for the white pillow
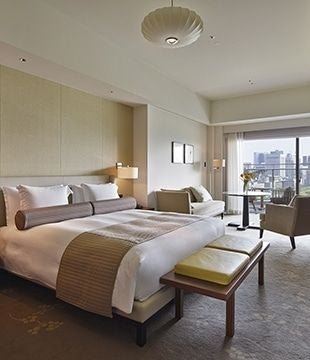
[81,183,119,201]
[17,185,72,210]
[2,187,20,226]
[190,185,212,202]
[70,185,85,204]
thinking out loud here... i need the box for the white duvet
[0,210,225,313]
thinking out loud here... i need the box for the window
[299,137,310,195]
[243,138,296,192]
[243,135,310,195]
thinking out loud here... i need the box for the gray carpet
[0,217,309,360]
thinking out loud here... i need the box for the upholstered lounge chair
[259,195,310,249]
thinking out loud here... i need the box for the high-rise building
[302,155,310,185]
[302,155,308,166]
[285,153,294,179]
[265,150,285,176]
[253,152,266,165]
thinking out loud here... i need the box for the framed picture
[184,144,194,164]
[172,141,184,163]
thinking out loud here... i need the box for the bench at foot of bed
[160,239,269,337]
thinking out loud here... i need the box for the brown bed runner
[56,213,202,317]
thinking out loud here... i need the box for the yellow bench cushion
[207,235,262,256]
[175,248,250,285]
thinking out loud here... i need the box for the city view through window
[243,137,310,196]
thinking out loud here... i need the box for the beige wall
[223,117,310,133]
[206,126,225,200]
[133,105,207,208]
[133,106,148,207]
[0,65,133,195]
[211,85,310,124]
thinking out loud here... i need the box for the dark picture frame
[184,144,194,164]
[172,141,184,163]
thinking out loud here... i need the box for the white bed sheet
[0,210,225,313]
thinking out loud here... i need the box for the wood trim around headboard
[0,175,114,227]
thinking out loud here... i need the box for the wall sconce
[116,162,139,179]
[212,159,226,170]
[209,159,225,196]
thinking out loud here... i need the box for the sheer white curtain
[226,132,244,214]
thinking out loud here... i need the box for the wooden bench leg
[175,288,184,320]
[258,254,264,286]
[226,293,235,337]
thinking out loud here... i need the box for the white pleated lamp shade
[141,6,203,48]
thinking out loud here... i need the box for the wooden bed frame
[0,175,174,346]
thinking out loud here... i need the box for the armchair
[270,186,295,205]
[259,196,310,249]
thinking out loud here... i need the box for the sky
[243,137,310,163]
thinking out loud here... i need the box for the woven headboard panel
[0,175,113,227]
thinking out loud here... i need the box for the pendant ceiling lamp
[141,0,204,48]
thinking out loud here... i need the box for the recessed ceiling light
[19,57,27,63]
[209,34,220,46]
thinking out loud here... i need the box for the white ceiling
[41,0,310,100]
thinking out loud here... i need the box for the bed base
[114,298,174,347]
[114,286,175,346]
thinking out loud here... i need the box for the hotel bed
[0,176,225,345]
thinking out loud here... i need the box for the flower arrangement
[240,171,256,193]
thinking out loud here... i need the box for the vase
[243,182,249,194]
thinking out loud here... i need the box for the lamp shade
[213,159,225,169]
[141,5,203,48]
[117,166,139,179]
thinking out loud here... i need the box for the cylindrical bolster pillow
[92,197,137,215]
[15,202,93,230]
